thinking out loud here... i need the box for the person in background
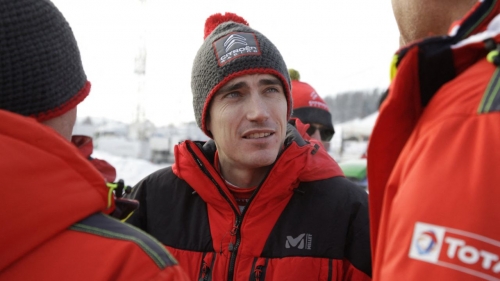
[71,135,117,182]
[368,0,500,279]
[288,69,335,151]
[71,134,139,220]
[0,0,188,280]
[126,12,371,281]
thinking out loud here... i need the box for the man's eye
[225,92,241,98]
[265,87,280,93]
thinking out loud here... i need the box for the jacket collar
[172,123,343,201]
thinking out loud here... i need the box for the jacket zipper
[186,143,242,281]
[186,142,287,281]
[227,217,241,281]
[226,152,280,281]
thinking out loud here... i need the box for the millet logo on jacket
[286,233,312,250]
[409,222,500,279]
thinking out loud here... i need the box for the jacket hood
[0,110,112,271]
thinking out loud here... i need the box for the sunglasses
[306,124,334,142]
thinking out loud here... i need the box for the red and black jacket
[128,124,371,281]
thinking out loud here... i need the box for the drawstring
[485,38,500,66]
[105,182,117,208]
[105,179,132,209]
[390,54,399,81]
[487,49,500,65]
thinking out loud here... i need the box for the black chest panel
[134,167,215,252]
[261,176,365,259]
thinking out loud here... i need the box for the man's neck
[219,163,270,188]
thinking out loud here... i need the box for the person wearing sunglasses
[289,69,335,151]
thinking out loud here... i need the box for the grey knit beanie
[191,12,291,137]
[0,0,89,121]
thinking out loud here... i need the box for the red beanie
[289,69,334,135]
[291,80,330,112]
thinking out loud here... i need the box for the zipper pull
[199,253,214,281]
[254,265,263,281]
[230,225,239,236]
[228,218,240,252]
[199,262,210,281]
[253,258,266,281]
[230,218,241,236]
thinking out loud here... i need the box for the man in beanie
[127,12,371,281]
[288,68,335,151]
[368,0,500,280]
[0,1,189,280]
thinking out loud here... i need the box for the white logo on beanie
[214,32,261,66]
[224,34,248,51]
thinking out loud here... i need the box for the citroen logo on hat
[224,34,248,52]
[213,32,261,66]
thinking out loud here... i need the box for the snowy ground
[93,149,170,187]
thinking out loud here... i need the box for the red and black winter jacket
[0,110,188,281]
[127,124,371,281]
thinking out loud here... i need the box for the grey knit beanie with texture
[0,0,89,121]
[191,12,291,137]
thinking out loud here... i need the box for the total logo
[409,222,500,280]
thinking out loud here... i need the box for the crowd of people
[1,0,499,280]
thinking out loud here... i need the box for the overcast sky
[52,0,400,126]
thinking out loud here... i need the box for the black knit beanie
[191,13,291,137]
[0,0,89,121]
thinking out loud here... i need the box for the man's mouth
[244,132,273,139]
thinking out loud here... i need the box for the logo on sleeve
[213,32,261,66]
[409,222,500,280]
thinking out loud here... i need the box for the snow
[337,112,379,140]
[92,149,170,187]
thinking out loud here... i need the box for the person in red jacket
[368,0,500,280]
[0,0,188,280]
[71,134,140,220]
[127,12,371,281]
[71,135,118,183]
[288,69,335,152]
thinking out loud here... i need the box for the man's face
[307,123,331,152]
[207,73,288,171]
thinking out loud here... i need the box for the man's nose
[246,93,269,122]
